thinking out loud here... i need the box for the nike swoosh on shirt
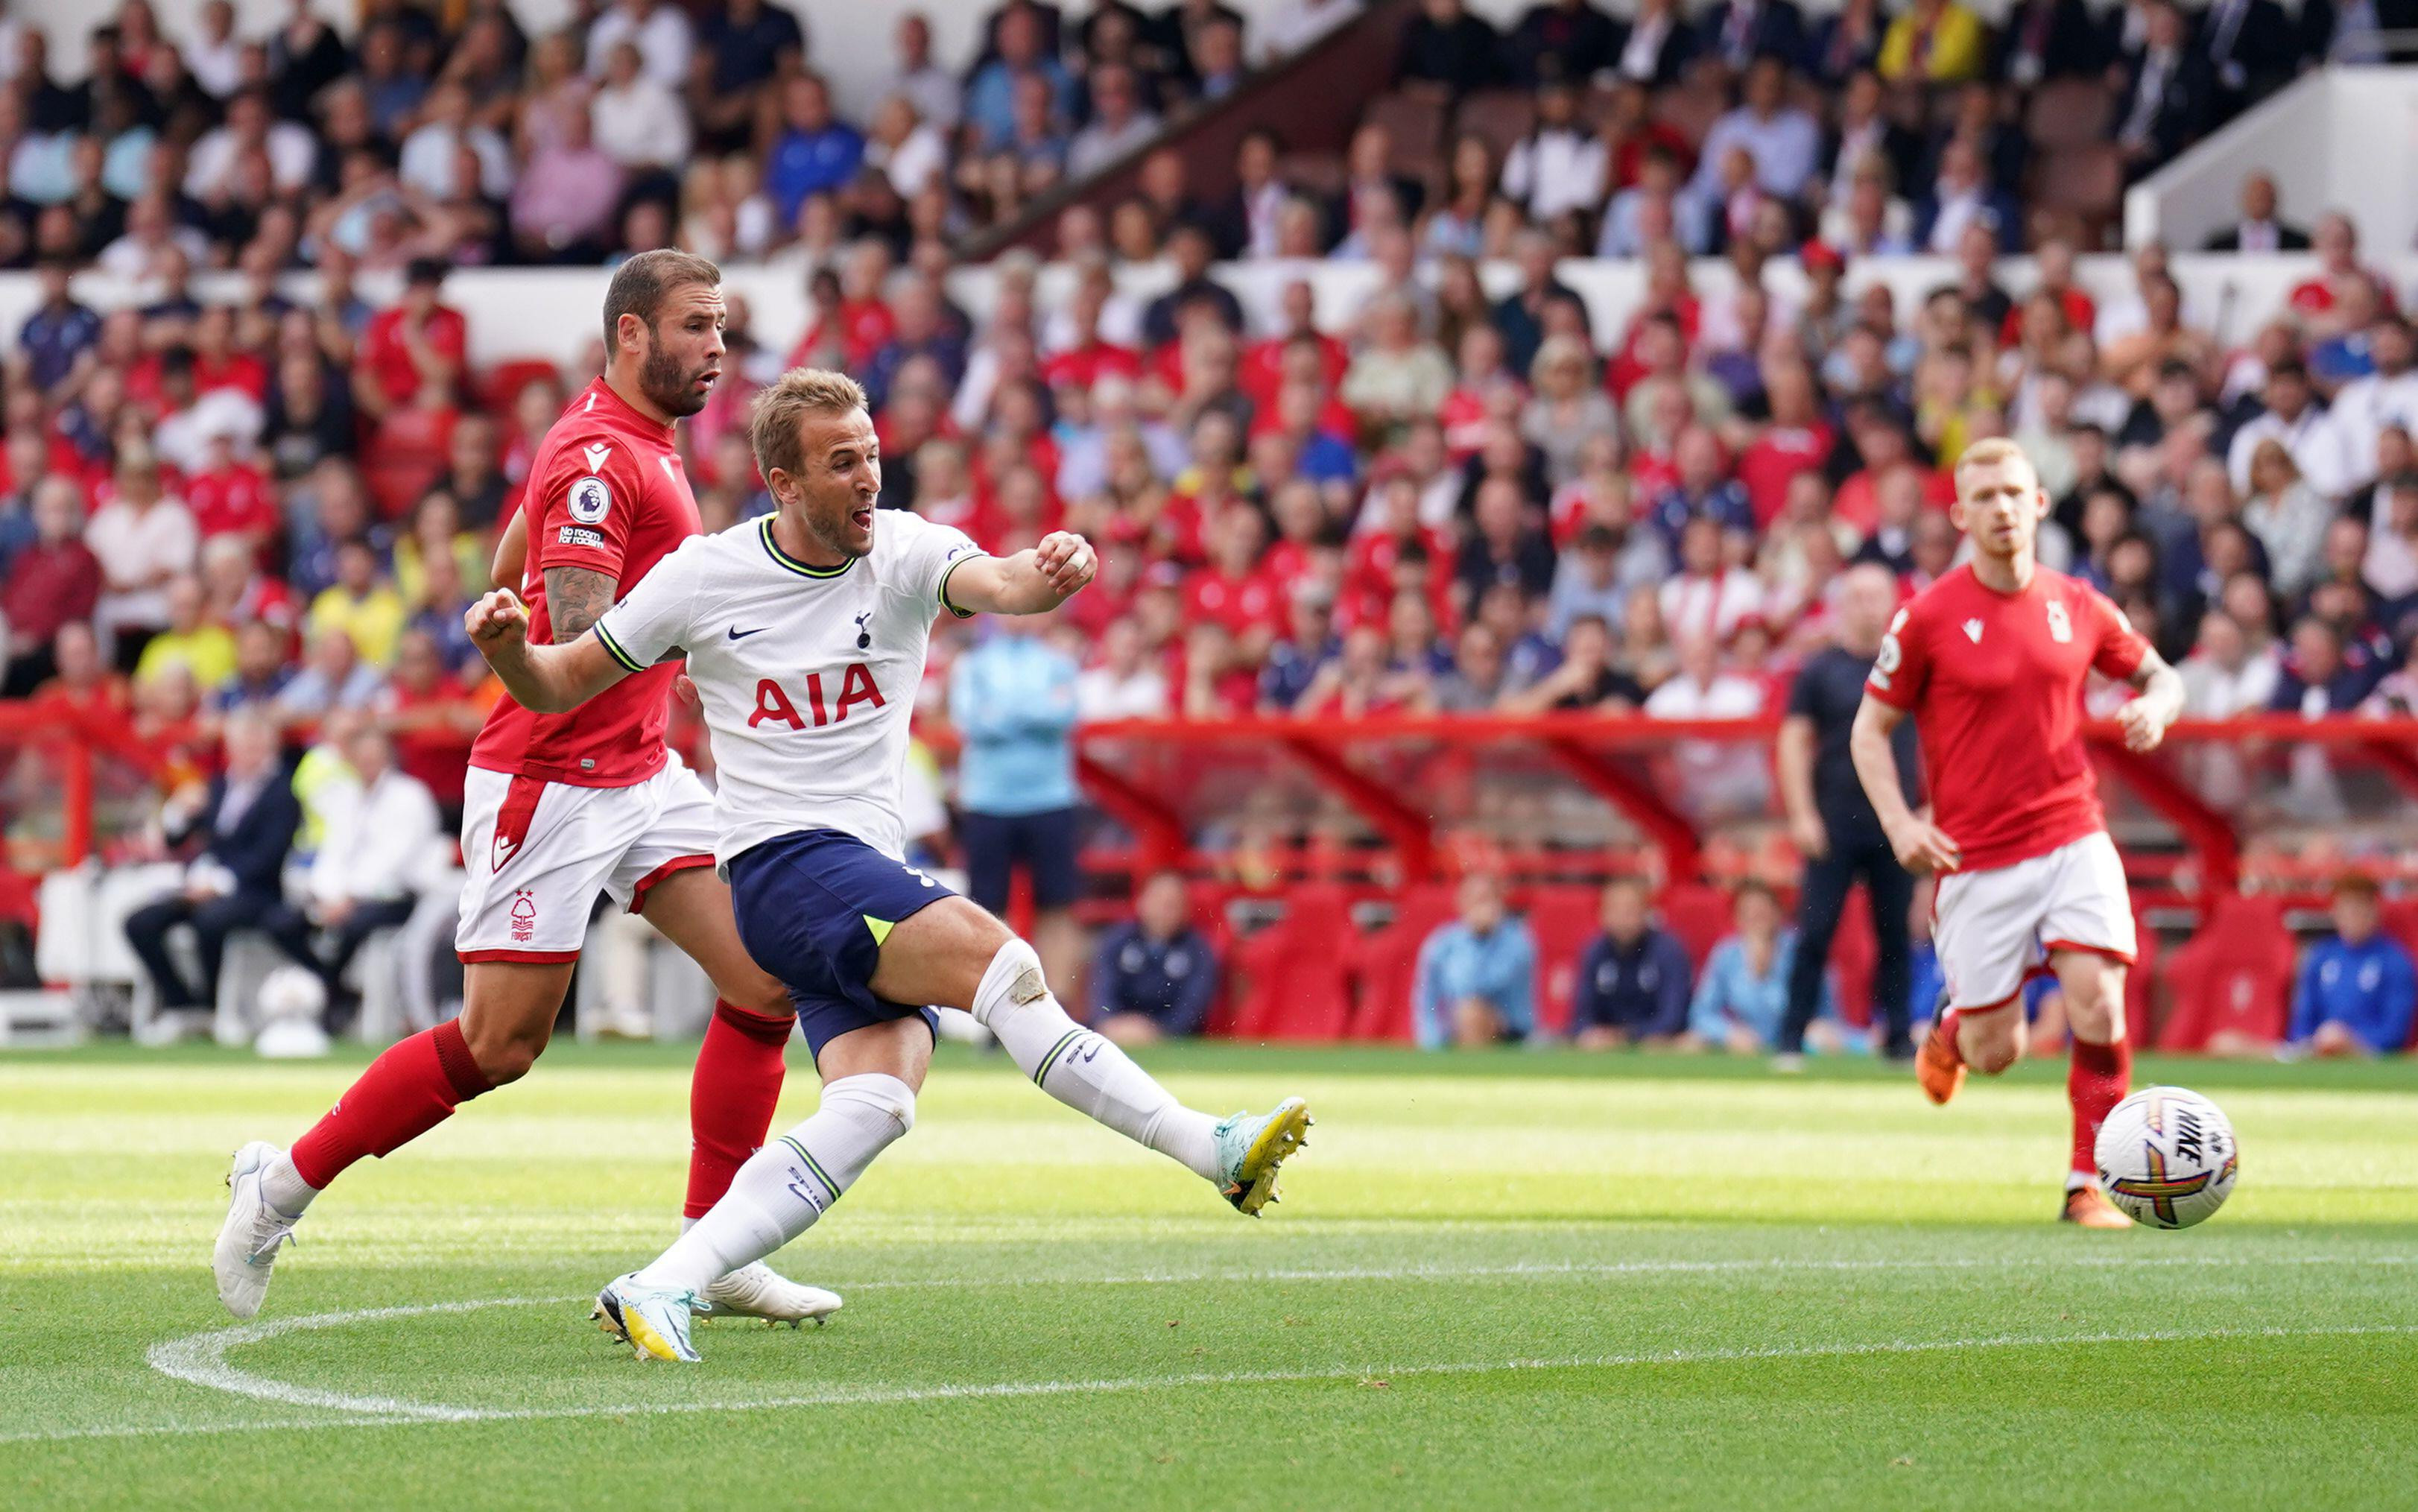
[727,627,769,641]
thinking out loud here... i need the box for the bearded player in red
[213,251,835,1320]
[1850,437,2186,1228]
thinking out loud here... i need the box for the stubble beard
[639,331,709,419]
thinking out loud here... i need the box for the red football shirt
[466,377,700,788]
[359,304,469,410]
[1863,563,2149,873]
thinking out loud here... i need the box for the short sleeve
[592,537,703,672]
[1785,657,1826,719]
[1864,604,1928,709]
[887,511,987,620]
[536,429,648,578]
[2086,586,2151,682]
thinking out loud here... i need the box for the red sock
[289,1021,493,1189]
[2068,1036,2132,1178]
[684,999,791,1220]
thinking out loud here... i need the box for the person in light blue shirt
[1413,872,1539,1050]
[2290,878,2417,1056]
[948,614,1083,978]
[1686,882,1843,1053]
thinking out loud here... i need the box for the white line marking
[10,1315,2402,1447]
[0,1250,2391,1446]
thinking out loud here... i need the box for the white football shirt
[593,510,984,864]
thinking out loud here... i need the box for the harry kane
[466,368,1311,1361]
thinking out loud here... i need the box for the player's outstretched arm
[1849,695,1960,874]
[2114,648,2186,753]
[946,531,1097,616]
[465,587,633,713]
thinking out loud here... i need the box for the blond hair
[1952,436,2037,487]
[748,367,870,482]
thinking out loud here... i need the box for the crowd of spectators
[0,0,1374,279]
[0,0,2409,1045]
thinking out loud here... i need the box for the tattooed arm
[542,566,619,642]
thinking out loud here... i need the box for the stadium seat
[1656,883,1734,973]
[2028,143,2125,244]
[2022,78,2114,153]
[1227,883,1355,1042]
[2156,895,2295,1051]
[361,405,459,520]
[1363,92,1446,173]
[476,358,563,417]
[1347,884,1458,1043]
[1452,90,1538,162]
[1649,84,1724,149]
[1521,885,1600,1037]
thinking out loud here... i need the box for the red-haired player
[1850,437,2186,1227]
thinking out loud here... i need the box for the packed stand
[0,1,2408,1051]
[0,0,1367,279]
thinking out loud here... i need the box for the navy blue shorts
[727,829,953,1061]
[958,806,1083,913]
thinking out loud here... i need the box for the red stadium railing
[17,701,2418,908]
[1066,715,2418,905]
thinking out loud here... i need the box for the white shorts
[1932,831,2136,1011]
[455,753,718,963]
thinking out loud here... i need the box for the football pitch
[4,1043,2417,1511]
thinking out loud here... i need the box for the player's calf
[457,961,580,1086]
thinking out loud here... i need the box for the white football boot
[212,1141,302,1319]
[694,1262,843,1327]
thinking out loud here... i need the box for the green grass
[4,1041,2416,1511]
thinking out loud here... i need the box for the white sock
[970,939,1222,1183]
[261,1153,318,1217]
[634,1073,914,1294]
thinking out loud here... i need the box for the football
[2095,1086,2241,1230]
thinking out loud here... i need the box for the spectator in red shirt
[190,304,270,402]
[29,621,130,725]
[377,625,482,812]
[1241,280,1349,411]
[1186,504,1282,662]
[183,433,279,548]
[2,478,103,697]
[1039,273,1142,392]
[1738,359,1835,527]
[1176,619,1259,717]
[834,239,900,371]
[352,258,466,421]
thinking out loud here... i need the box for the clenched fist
[466,587,531,649]
[1034,531,1097,599]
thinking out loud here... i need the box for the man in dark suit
[2200,0,2297,113]
[1697,0,1807,72]
[2203,169,2312,252]
[2114,0,2214,174]
[1396,0,1504,97]
[124,712,300,1013]
[1993,0,2105,84]
[1504,0,1625,87]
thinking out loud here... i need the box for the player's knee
[972,935,1048,1028]
[1967,1040,2019,1074]
[463,1018,550,1084]
[823,1072,916,1139]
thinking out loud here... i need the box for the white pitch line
[0,1248,2399,1451]
[6,1316,2405,1448]
[115,1248,2418,1434]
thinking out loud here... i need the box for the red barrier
[1069,714,2418,902]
